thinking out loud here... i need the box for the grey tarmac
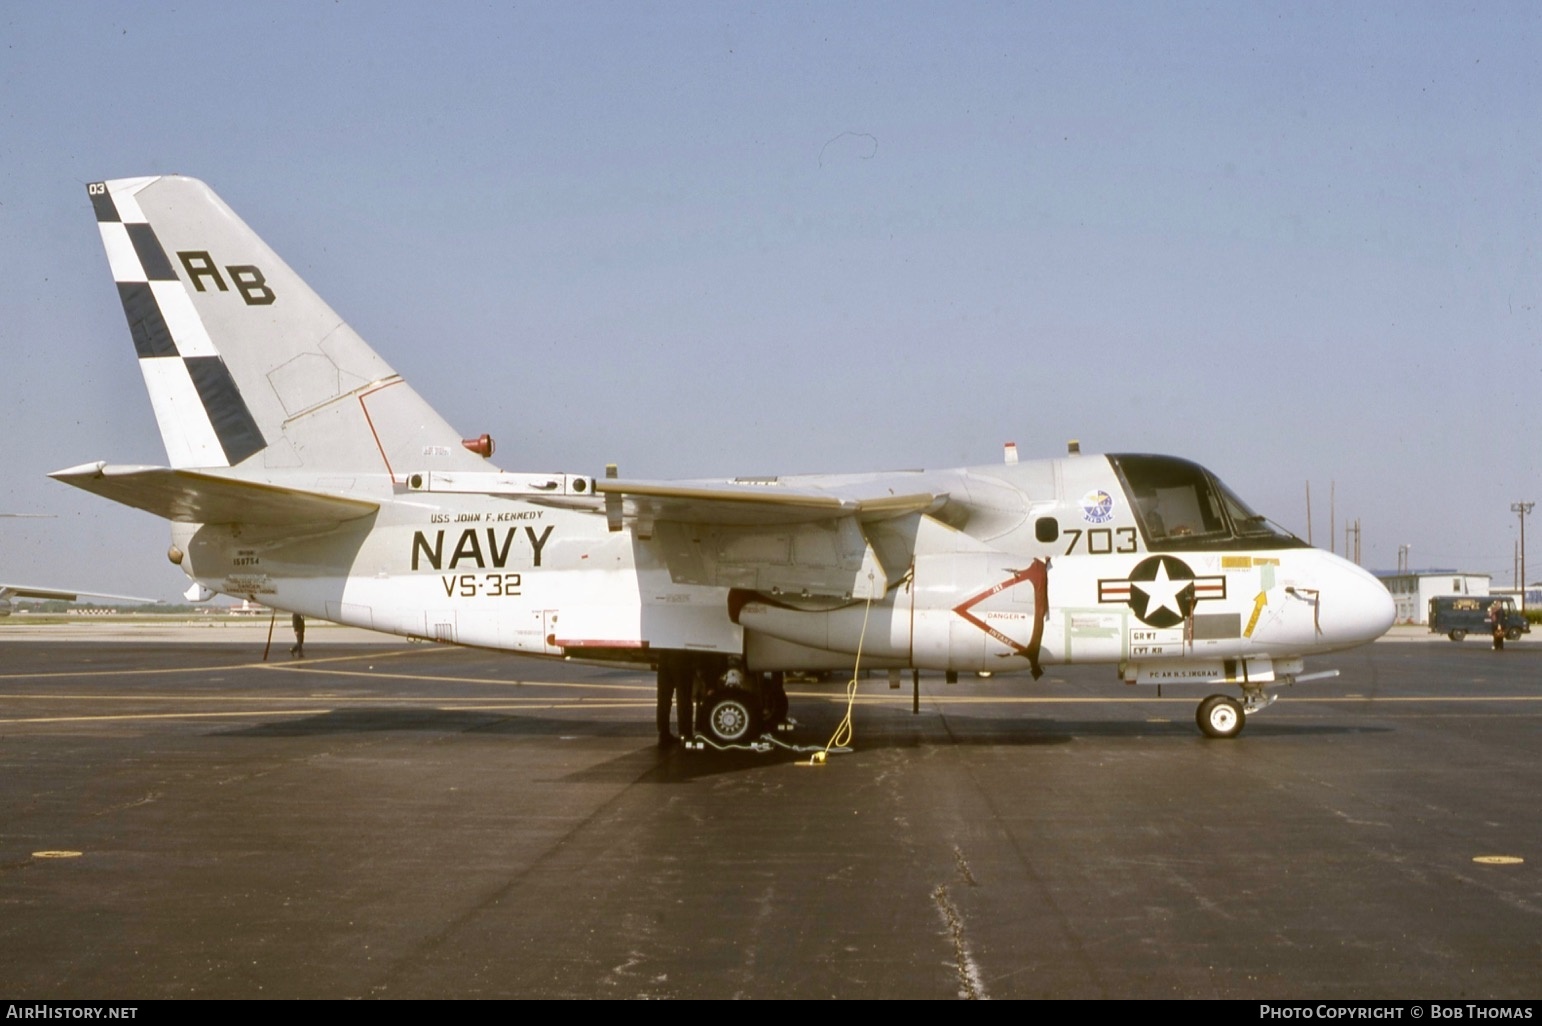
[0,623,1537,999]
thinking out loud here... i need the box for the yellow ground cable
[814,586,875,764]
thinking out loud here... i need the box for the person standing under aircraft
[656,654,693,747]
[290,613,306,658]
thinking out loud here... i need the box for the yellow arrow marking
[1244,591,1267,637]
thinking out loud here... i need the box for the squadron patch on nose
[1080,489,1115,524]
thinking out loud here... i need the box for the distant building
[1488,586,1541,612]
[1378,572,1491,625]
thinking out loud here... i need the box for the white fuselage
[172,455,1394,685]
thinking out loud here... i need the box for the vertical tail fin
[89,176,491,476]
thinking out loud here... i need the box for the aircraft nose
[1320,558,1395,648]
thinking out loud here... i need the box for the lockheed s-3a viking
[54,176,1395,744]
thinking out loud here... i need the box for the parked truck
[1428,595,1530,642]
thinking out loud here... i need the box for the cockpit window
[1110,454,1307,551]
[1215,479,1293,541]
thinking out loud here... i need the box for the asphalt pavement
[0,624,1537,998]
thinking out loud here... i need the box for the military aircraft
[1,516,155,615]
[54,176,1394,741]
[0,584,154,617]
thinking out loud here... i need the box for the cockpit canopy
[1109,454,1307,551]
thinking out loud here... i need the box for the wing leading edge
[595,478,945,528]
[589,478,950,601]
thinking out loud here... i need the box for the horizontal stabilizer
[595,478,944,526]
[50,462,378,526]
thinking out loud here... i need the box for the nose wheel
[1196,694,1245,739]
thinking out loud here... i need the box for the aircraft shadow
[211,705,1390,788]
[218,707,652,739]
[927,716,1393,741]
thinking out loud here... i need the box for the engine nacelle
[734,551,1049,673]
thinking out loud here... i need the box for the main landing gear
[701,689,759,743]
[659,654,793,748]
[697,667,791,745]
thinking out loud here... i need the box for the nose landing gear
[1195,686,1279,739]
[1196,694,1244,739]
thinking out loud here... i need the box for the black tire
[1506,628,1523,642]
[1196,694,1244,739]
[702,692,760,744]
[1449,630,1467,642]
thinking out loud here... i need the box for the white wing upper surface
[595,477,947,527]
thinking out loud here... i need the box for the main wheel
[702,692,760,744]
[1450,629,1467,642]
[1506,628,1523,642]
[1196,694,1244,739]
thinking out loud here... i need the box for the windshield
[1109,454,1308,551]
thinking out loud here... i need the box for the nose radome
[1324,560,1395,647]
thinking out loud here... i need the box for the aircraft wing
[0,585,156,603]
[49,463,379,526]
[594,478,945,526]
[588,478,948,600]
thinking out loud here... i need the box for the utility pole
[1512,502,1534,611]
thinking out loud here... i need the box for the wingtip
[49,460,109,480]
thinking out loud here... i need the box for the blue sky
[3,2,1539,599]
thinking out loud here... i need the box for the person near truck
[1488,601,1506,651]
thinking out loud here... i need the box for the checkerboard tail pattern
[91,179,265,468]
